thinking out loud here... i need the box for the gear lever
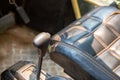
[33,32,51,80]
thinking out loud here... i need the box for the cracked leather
[50,6,120,80]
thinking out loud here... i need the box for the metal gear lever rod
[33,32,51,80]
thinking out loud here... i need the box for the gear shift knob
[33,32,51,48]
[33,32,51,80]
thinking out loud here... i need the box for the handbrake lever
[33,32,51,80]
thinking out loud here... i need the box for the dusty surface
[0,25,70,79]
[0,25,37,73]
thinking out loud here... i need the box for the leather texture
[49,6,120,80]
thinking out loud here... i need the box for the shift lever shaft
[33,32,51,80]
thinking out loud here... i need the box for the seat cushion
[50,6,120,80]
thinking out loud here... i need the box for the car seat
[49,6,120,80]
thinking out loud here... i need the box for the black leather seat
[49,6,120,80]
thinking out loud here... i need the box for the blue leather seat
[49,6,120,80]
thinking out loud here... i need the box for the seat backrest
[51,6,120,79]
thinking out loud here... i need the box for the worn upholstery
[49,6,120,80]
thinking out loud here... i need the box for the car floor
[0,24,71,79]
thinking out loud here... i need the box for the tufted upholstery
[49,6,120,80]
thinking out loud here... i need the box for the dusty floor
[0,25,70,79]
